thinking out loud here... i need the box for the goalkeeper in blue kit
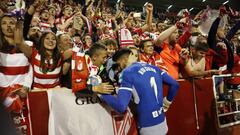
[100,49,179,135]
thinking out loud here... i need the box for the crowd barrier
[24,78,240,135]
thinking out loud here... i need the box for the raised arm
[15,21,32,58]
[57,16,74,31]
[154,25,177,46]
[207,17,221,50]
[177,31,191,46]
[154,17,187,45]
[23,2,35,39]
[141,3,153,32]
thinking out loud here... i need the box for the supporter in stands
[132,33,141,46]
[180,42,221,78]
[207,7,233,70]
[55,5,74,33]
[55,33,74,89]
[30,16,40,27]
[154,17,191,79]
[23,0,45,49]
[0,14,32,112]
[101,38,118,57]
[157,22,168,33]
[73,33,83,50]
[139,36,168,72]
[27,26,42,49]
[231,34,240,50]
[15,25,72,89]
[39,9,53,32]
[57,33,73,52]
[82,34,93,51]
[48,5,57,27]
[100,48,179,135]
[149,22,159,37]
[117,3,153,48]
[125,3,153,35]
[72,43,115,95]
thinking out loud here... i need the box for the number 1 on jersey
[150,77,159,104]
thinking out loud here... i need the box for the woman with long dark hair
[15,22,72,89]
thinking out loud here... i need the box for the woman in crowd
[15,22,72,89]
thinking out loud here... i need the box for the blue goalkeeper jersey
[101,62,179,128]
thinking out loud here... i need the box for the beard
[29,33,40,42]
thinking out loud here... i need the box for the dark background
[108,0,240,14]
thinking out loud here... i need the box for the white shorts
[140,118,168,135]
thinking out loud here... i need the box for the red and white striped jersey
[30,48,63,89]
[39,21,52,32]
[0,41,33,89]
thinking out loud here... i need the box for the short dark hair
[102,39,118,47]
[112,48,132,62]
[86,43,107,57]
[194,42,209,52]
[139,39,153,49]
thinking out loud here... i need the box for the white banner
[47,89,135,135]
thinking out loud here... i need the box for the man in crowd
[180,42,221,78]
[72,43,115,95]
[139,35,168,72]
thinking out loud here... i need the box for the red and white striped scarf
[118,27,134,48]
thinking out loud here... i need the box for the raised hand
[14,21,24,46]
[146,3,153,12]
